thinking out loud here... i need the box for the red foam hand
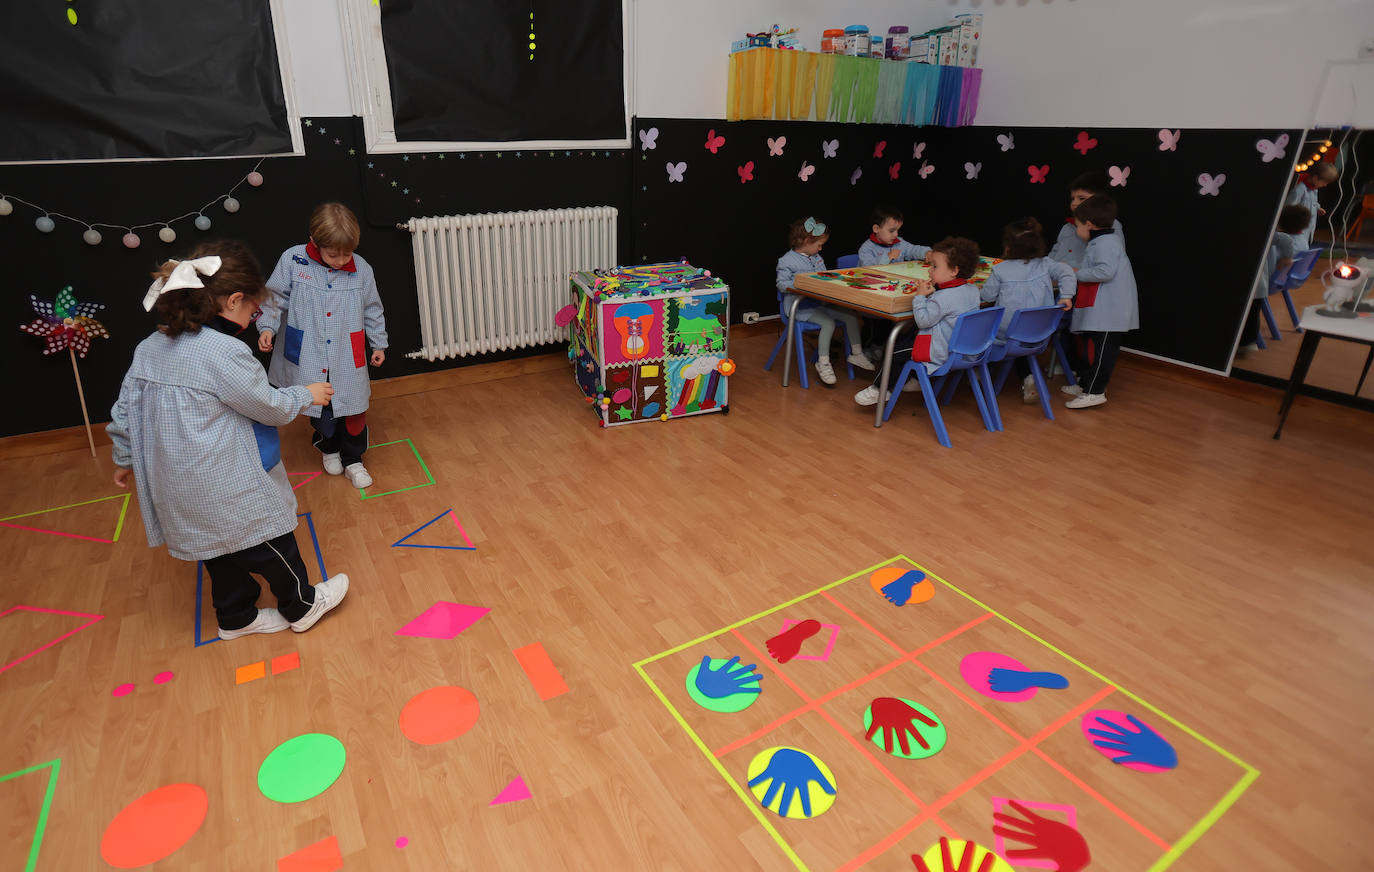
[992,800,1090,872]
[865,697,938,756]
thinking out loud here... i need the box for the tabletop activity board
[792,257,1001,315]
[565,262,735,427]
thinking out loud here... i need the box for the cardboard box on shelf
[952,13,982,67]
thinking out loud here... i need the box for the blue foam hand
[1088,714,1178,769]
[747,748,836,818]
[881,577,916,606]
[988,668,1070,693]
[694,655,762,699]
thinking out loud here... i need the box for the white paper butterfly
[666,161,686,183]
[767,136,787,157]
[638,127,658,150]
[1109,166,1130,187]
[798,161,815,182]
[850,167,863,186]
[964,161,982,180]
[913,141,926,160]
[997,133,1015,152]
[1197,172,1226,196]
[1157,129,1180,152]
[822,139,838,159]
[918,161,935,180]
[1256,133,1289,163]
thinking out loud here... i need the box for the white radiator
[402,206,618,361]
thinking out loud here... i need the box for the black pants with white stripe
[204,530,316,629]
[1069,331,1125,396]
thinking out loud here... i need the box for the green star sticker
[614,407,633,421]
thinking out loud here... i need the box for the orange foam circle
[100,783,208,868]
[868,567,935,603]
[399,686,481,745]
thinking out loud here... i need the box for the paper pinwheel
[20,286,109,358]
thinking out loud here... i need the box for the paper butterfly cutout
[964,161,982,180]
[1073,131,1098,155]
[666,161,686,183]
[889,162,901,180]
[850,167,863,186]
[20,287,110,358]
[638,127,658,150]
[874,140,887,158]
[767,136,786,157]
[918,161,934,179]
[798,161,815,182]
[913,141,926,159]
[1256,133,1289,163]
[1197,172,1226,196]
[704,129,725,153]
[997,133,1015,152]
[822,139,838,159]
[737,161,755,183]
[1158,129,1181,152]
[1109,165,1130,187]
[1028,165,1050,184]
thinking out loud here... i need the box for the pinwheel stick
[69,346,96,457]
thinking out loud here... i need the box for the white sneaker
[219,608,289,641]
[1238,342,1259,354]
[290,574,350,633]
[1022,375,1039,404]
[847,351,877,372]
[854,385,882,406]
[1060,384,1083,397]
[1065,392,1107,409]
[815,358,837,385]
[902,379,920,393]
[344,463,373,488]
[322,453,344,475]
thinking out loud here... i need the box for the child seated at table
[777,216,876,385]
[1239,204,1311,353]
[858,206,932,267]
[854,237,982,406]
[980,217,1076,403]
[1060,195,1138,409]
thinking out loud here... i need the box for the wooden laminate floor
[1,330,1372,871]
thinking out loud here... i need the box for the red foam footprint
[766,619,822,664]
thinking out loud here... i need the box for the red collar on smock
[306,241,357,272]
[869,233,903,248]
[1300,174,1319,190]
[934,278,969,290]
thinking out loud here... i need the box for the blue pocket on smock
[251,421,282,471]
[283,324,305,365]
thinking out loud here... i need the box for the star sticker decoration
[19,286,110,358]
[334,138,341,145]
[390,181,398,187]
[437,154,445,160]
[614,407,632,421]
[402,188,409,194]
[403,155,410,161]
[303,119,313,127]
[349,148,356,155]
[319,127,327,134]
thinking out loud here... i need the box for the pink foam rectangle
[779,619,841,662]
[990,797,1078,869]
[395,601,490,639]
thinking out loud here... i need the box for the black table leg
[1356,346,1374,396]
[1274,331,1322,439]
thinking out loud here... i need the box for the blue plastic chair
[1264,246,1321,335]
[762,290,855,388]
[837,254,860,269]
[882,307,1004,447]
[1045,308,1079,388]
[987,305,1065,423]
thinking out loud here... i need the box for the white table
[1273,304,1374,438]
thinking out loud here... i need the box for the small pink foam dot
[154,671,174,684]
[395,837,409,849]
[112,683,134,697]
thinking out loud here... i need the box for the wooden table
[1274,304,1374,439]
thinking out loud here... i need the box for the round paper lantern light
[222,197,241,214]
[35,215,55,233]
[246,172,264,187]
[194,214,212,231]
[0,198,13,216]
[122,232,142,249]
[159,226,177,243]
[83,228,103,245]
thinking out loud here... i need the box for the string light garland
[1295,139,1333,173]
[0,159,267,248]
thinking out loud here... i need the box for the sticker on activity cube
[746,746,837,819]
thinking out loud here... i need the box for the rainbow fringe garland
[727,48,980,127]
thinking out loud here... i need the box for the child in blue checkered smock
[776,216,876,385]
[108,242,350,640]
[258,203,388,490]
[857,205,932,267]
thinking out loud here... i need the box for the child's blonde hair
[309,203,361,250]
[1309,162,1338,181]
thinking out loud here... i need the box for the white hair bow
[142,256,223,311]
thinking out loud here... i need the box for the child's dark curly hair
[931,236,981,279]
[152,241,266,337]
[1277,204,1311,235]
[1002,217,1046,261]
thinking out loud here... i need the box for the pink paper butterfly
[1158,129,1181,152]
[767,136,786,156]
[918,161,934,179]
[1109,165,1130,186]
[1197,172,1226,196]
[822,139,838,158]
[798,160,815,182]
[638,127,658,150]
[665,161,686,183]
[737,161,755,183]
[913,141,926,159]
[874,140,887,158]
[1256,133,1289,163]
[850,167,863,186]
[704,129,725,153]
[1073,131,1098,155]
[1027,165,1050,184]
[997,133,1015,152]
[964,161,981,180]
[889,161,901,180]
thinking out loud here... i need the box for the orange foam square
[271,652,301,675]
[235,661,266,685]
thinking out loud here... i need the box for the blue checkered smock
[259,244,388,419]
[107,326,315,561]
